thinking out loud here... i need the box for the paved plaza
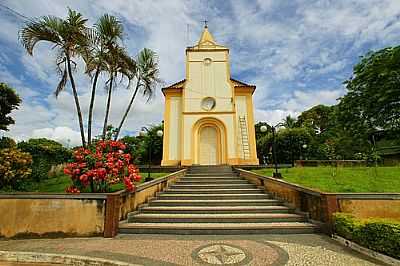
[0,234,384,266]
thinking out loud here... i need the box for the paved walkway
[0,234,384,266]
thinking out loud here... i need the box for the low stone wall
[0,194,106,238]
[0,169,186,239]
[235,169,400,231]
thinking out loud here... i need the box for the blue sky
[1,0,400,146]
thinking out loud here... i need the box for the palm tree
[84,14,125,145]
[20,9,89,147]
[279,115,297,129]
[114,48,161,140]
[101,46,136,140]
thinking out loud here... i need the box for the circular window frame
[201,97,216,111]
[203,58,212,65]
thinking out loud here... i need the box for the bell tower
[161,26,259,166]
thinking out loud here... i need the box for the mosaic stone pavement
[0,234,385,266]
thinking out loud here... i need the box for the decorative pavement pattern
[0,234,385,266]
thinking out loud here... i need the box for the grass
[252,166,400,193]
[13,172,167,193]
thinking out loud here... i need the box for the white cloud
[31,127,81,147]
[254,88,344,125]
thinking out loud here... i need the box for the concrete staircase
[119,165,318,234]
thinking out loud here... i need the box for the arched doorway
[199,126,219,165]
[192,117,227,165]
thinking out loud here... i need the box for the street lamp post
[260,125,282,178]
[140,128,164,181]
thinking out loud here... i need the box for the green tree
[0,83,21,131]
[297,105,335,135]
[17,138,71,181]
[279,115,297,129]
[101,46,136,139]
[20,9,90,147]
[139,123,164,165]
[114,48,161,140]
[0,136,16,149]
[339,46,400,133]
[84,14,127,145]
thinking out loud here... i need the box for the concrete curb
[0,250,141,266]
[331,234,400,266]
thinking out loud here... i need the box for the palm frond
[55,68,68,97]
[19,16,63,55]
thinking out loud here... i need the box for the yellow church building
[161,26,259,166]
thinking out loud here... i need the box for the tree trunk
[113,78,140,140]
[87,67,100,146]
[102,75,114,140]
[66,53,86,147]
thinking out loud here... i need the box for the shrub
[17,138,71,181]
[0,148,32,190]
[0,136,16,149]
[64,140,141,193]
[333,213,400,259]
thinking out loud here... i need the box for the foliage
[339,46,400,133]
[84,14,128,145]
[17,138,71,181]
[279,115,297,129]
[253,166,400,193]
[0,136,16,149]
[120,136,144,165]
[257,127,313,164]
[20,8,91,147]
[114,48,162,140]
[0,83,21,131]
[141,123,164,165]
[297,105,335,135]
[64,140,141,193]
[334,213,400,259]
[0,148,32,190]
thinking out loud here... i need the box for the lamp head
[260,125,268,133]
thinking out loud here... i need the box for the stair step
[164,188,263,194]
[176,180,249,184]
[140,205,292,214]
[180,177,242,181]
[119,222,318,234]
[128,213,305,223]
[158,193,270,200]
[185,173,237,177]
[170,184,256,189]
[148,199,282,206]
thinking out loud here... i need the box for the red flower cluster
[64,140,141,193]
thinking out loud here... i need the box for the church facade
[161,26,259,166]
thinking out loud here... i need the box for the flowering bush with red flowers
[64,140,141,193]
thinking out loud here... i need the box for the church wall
[235,96,247,159]
[168,96,182,161]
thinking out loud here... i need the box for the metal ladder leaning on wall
[239,116,251,160]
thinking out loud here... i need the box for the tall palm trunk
[87,67,100,145]
[102,74,114,139]
[114,78,140,140]
[66,53,86,147]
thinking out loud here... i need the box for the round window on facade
[201,97,216,111]
[203,58,212,65]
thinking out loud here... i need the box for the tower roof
[198,26,216,46]
[187,25,228,51]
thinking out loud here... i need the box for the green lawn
[252,166,400,193]
[21,172,167,193]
